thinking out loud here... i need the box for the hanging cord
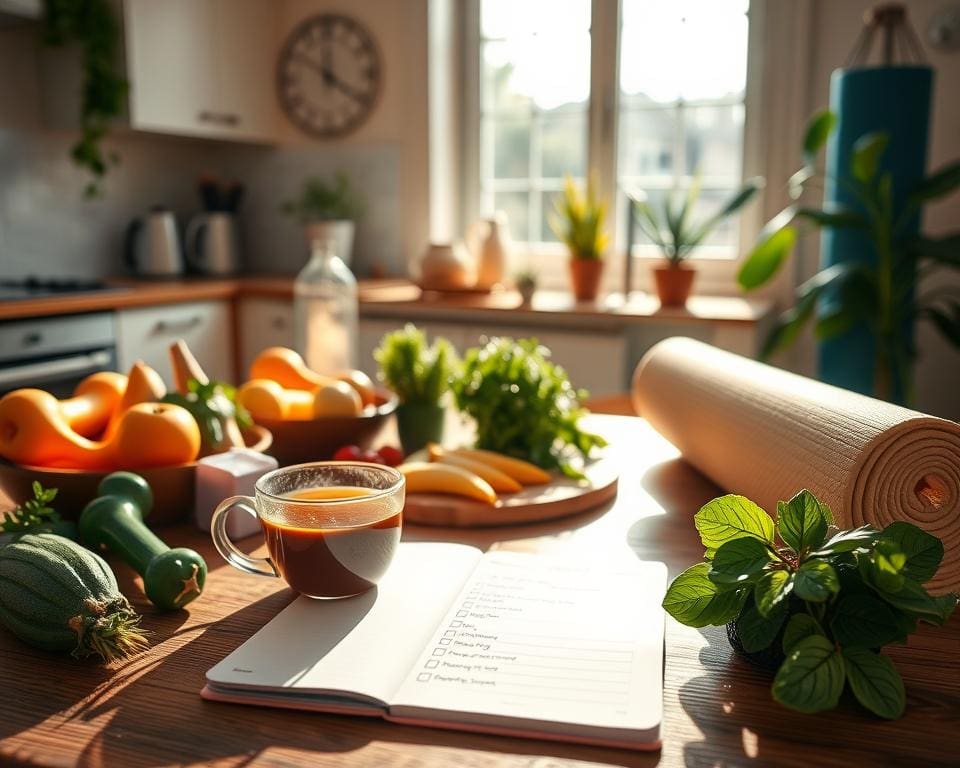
[844,3,927,67]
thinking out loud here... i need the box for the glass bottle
[294,235,358,374]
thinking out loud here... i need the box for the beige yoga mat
[632,337,960,594]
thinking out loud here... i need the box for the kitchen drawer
[238,298,294,377]
[116,301,234,385]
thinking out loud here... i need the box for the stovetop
[0,277,125,301]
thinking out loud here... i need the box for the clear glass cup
[211,462,405,599]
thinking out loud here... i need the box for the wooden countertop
[0,277,772,327]
[0,414,956,767]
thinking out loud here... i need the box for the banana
[398,461,497,505]
[449,448,552,485]
[427,444,522,493]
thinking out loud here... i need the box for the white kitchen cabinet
[116,301,235,386]
[237,298,294,377]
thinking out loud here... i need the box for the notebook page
[206,542,483,706]
[389,551,666,735]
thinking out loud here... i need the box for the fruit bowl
[0,425,272,527]
[256,389,398,467]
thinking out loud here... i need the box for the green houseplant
[549,175,609,302]
[282,172,366,266]
[662,489,957,719]
[631,175,762,306]
[737,110,960,403]
[374,324,458,453]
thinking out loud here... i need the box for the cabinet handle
[198,110,240,127]
[153,316,202,334]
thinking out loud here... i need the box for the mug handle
[210,496,279,578]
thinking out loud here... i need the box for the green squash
[0,533,148,661]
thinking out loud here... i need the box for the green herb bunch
[282,172,366,222]
[375,324,458,405]
[162,379,252,455]
[662,490,957,719]
[452,337,606,477]
[1,482,74,538]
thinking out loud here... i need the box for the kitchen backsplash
[0,25,402,280]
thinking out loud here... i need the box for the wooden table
[1,414,957,767]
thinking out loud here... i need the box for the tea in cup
[211,462,405,598]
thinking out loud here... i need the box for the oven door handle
[0,350,114,390]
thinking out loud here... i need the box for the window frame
[461,0,810,296]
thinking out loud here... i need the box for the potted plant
[549,175,609,302]
[663,489,957,719]
[514,270,537,305]
[632,175,762,307]
[737,110,960,404]
[282,172,365,266]
[374,324,458,453]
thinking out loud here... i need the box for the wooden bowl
[0,425,272,528]
[257,389,398,466]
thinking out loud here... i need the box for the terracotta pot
[653,263,696,307]
[568,258,604,301]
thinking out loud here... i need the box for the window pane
[541,190,565,243]
[541,112,587,179]
[492,117,531,178]
[685,105,744,181]
[482,41,532,115]
[619,108,677,180]
[691,188,740,247]
[493,190,529,245]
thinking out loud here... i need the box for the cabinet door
[124,0,218,137]
[213,0,277,142]
[238,298,294,377]
[116,301,235,386]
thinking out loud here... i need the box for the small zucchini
[79,472,207,611]
[0,533,148,661]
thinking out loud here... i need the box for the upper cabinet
[124,0,277,142]
[42,0,278,144]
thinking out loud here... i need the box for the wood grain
[0,415,957,768]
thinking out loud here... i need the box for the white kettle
[125,207,184,278]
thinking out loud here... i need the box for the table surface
[1,414,957,768]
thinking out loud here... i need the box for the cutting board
[402,456,618,528]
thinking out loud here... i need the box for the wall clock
[277,13,382,139]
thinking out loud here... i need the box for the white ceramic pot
[304,220,356,267]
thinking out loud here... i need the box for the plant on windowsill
[662,489,957,719]
[514,269,537,305]
[631,174,763,307]
[282,172,366,267]
[736,110,960,404]
[549,174,609,302]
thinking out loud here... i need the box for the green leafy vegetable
[162,379,250,454]
[451,336,606,477]
[374,324,458,405]
[1,482,65,535]
[662,487,958,719]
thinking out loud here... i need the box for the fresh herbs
[452,337,606,477]
[548,175,609,260]
[662,489,957,719]
[282,172,366,222]
[162,379,251,455]
[374,324,458,405]
[1,482,62,534]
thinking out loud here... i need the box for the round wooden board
[401,456,619,528]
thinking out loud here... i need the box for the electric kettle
[185,212,242,275]
[124,207,184,277]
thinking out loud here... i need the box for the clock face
[277,14,381,139]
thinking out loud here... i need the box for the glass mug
[211,462,405,599]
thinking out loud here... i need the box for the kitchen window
[462,0,782,292]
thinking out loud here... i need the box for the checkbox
[417,673,432,682]
[451,621,462,628]
[439,638,451,645]
[444,630,456,637]
[463,602,473,609]
[425,660,439,669]
[456,610,467,617]
[432,648,446,656]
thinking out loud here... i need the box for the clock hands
[293,52,370,105]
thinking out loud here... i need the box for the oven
[0,312,118,398]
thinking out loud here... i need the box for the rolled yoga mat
[632,337,960,594]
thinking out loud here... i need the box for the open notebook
[203,542,667,751]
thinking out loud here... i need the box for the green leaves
[1,481,62,534]
[802,110,836,163]
[782,613,822,654]
[376,324,459,404]
[842,649,905,719]
[709,537,772,586]
[851,132,889,184]
[879,522,943,583]
[830,594,906,648]
[662,564,746,628]
[737,216,797,290]
[755,570,793,617]
[736,599,788,653]
[772,635,845,714]
[694,495,775,549]
[777,490,830,553]
[811,525,879,557]
[793,561,839,602]
[907,160,960,207]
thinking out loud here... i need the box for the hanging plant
[43,0,128,197]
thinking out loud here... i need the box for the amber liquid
[260,486,401,599]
